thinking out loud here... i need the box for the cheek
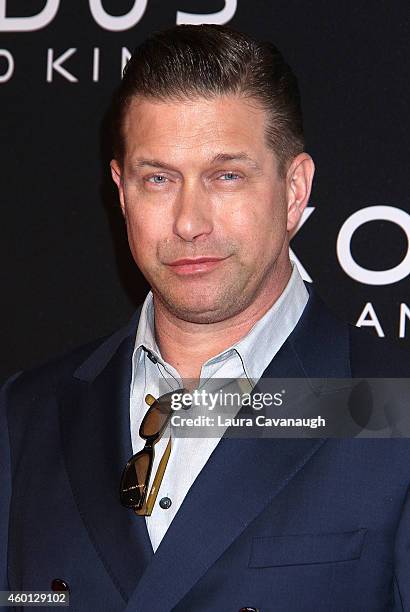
[124,206,160,267]
[229,200,287,266]
[224,198,284,243]
[254,193,288,241]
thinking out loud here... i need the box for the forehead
[121,95,274,167]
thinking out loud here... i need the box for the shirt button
[51,579,69,592]
[159,497,172,509]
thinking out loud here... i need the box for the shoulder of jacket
[2,334,110,403]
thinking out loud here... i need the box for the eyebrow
[133,159,177,171]
[132,152,262,172]
[210,152,261,170]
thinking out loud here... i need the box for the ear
[110,159,126,218]
[285,153,315,235]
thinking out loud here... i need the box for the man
[1,24,409,612]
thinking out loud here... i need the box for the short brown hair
[111,24,304,175]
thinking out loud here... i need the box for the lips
[166,257,228,275]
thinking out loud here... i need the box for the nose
[173,180,213,242]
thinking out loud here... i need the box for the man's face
[111,95,310,324]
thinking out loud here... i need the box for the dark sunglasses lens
[141,392,174,438]
[120,451,151,508]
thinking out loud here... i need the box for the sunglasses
[120,389,183,516]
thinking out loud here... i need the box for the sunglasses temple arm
[145,437,172,516]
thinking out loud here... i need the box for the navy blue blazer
[1,289,410,611]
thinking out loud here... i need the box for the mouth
[165,256,229,276]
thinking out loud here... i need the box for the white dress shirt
[129,263,308,552]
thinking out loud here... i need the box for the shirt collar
[227,263,308,382]
[134,294,159,359]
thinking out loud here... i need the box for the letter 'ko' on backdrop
[1,1,409,381]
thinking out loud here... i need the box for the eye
[146,175,168,184]
[219,172,240,181]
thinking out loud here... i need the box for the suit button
[51,579,69,592]
[239,608,259,612]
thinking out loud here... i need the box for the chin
[166,302,221,324]
[159,292,248,324]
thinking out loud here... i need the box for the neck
[153,261,292,383]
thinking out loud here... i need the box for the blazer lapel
[125,288,352,611]
[58,312,154,602]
